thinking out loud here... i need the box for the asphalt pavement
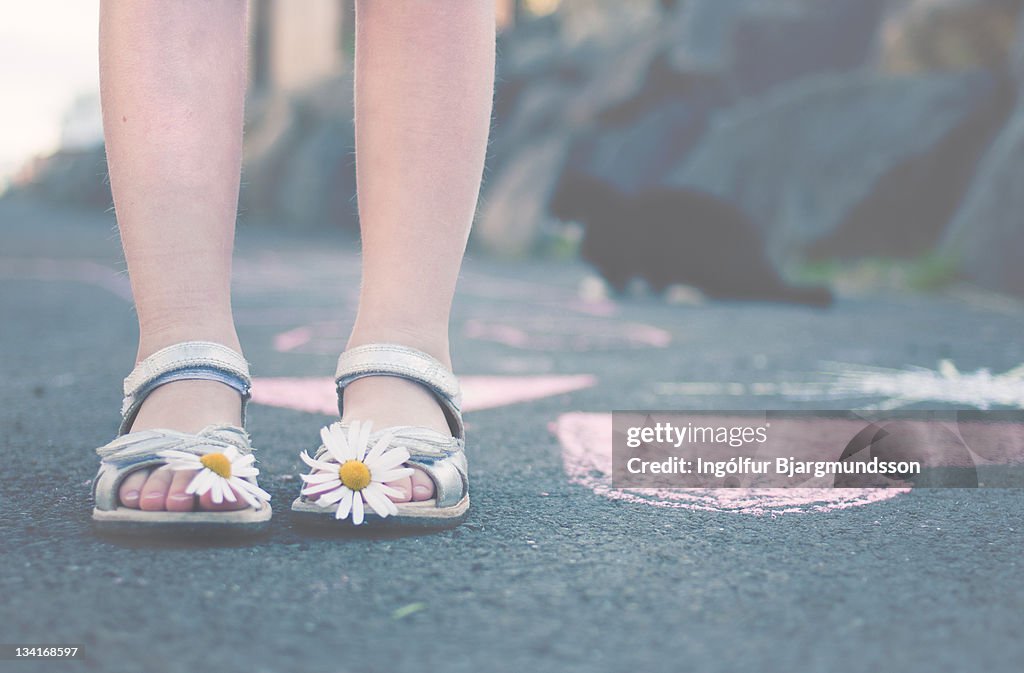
[1,197,1022,673]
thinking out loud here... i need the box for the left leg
[342,1,495,503]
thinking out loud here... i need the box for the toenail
[413,485,432,498]
[168,494,192,502]
[122,490,139,501]
[143,492,163,499]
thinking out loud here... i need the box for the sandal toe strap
[408,452,468,509]
[389,427,467,508]
[93,425,255,511]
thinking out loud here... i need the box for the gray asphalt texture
[1,198,1022,673]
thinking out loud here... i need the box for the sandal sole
[290,494,469,530]
[91,506,272,537]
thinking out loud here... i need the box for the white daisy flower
[299,420,415,525]
[157,445,271,510]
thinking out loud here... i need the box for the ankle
[129,379,244,433]
[137,324,242,362]
[346,323,451,370]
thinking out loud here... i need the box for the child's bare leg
[99,0,248,512]
[343,1,495,502]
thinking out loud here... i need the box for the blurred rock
[241,76,357,230]
[567,89,723,194]
[668,71,1006,267]
[476,134,571,257]
[731,0,886,96]
[666,0,755,75]
[667,0,884,96]
[554,0,663,46]
[9,145,110,209]
[878,0,1023,74]
[941,110,1024,296]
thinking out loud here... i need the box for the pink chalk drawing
[251,374,598,416]
[553,412,907,515]
[273,326,314,352]
[463,316,671,351]
[456,270,620,317]
[0,258,132,301]
[269,320,354,354]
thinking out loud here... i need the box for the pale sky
[0,0,101,185]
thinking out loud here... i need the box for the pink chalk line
[251,374,598,416]
[552,412,907,516]
[0,258,132,301]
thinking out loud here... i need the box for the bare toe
[139,465,174,511]
[198,483,249,511]
[118,469,149,509]
[165,470,197,512]
[410,468,435,502]
[384,475,413,503]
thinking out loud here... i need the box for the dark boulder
[668,70,1008,267]
[731,0,886,96]
[667,0,884,96]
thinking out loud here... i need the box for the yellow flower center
[339,460,371,491]
[200,452,232,478]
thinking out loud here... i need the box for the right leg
[99,0,248,512]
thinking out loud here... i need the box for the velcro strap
[335,344,461,409]
[123,341,250,398]
[97,426,252,466]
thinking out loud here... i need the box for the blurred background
[4,0,1024,299]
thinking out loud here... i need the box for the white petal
[232,466,259,478]
[234,477,271,501]
[367,447,411,473]
[157,449,200,461]
[334,489,354,520]
[351,492,365,525]
[300,471,338,484]
[222,446,240,461]
[373,467,415,483]
[221,481,237,503]
[186,469,215,495]
[165,463,199,473]
[363,483,396,518]
[356,423,373,460]
[321,424,345,455]
[234,486,261,510]
[233,453,255,467]
[377,483,406,500]
[346,423,361,453]
[315,485,348,505]
[302,480,342,497]
[210,478,224,504]
[363,432,393,466]
[324,424,354,463]
[228,477,267,508]
[299,451,338,472]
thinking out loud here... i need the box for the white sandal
[92,341,272,532]
[291,344,469,528]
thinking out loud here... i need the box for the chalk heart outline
[251,374,599,416]
[553,412,908,515]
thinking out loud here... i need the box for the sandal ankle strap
[119,341,251,435]
[335,343,464,439]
